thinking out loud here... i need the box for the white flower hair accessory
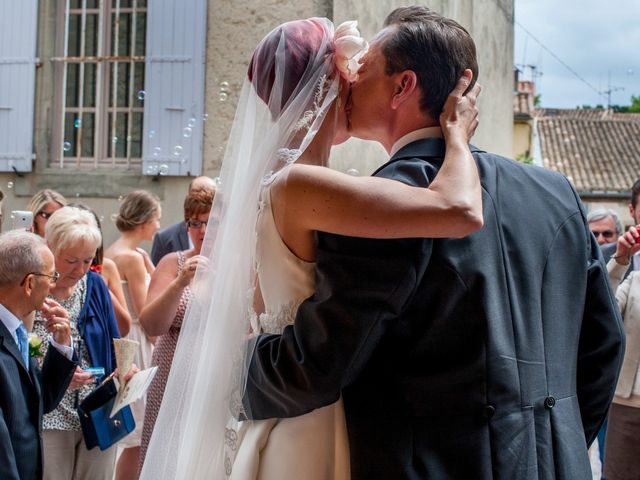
[334,20,369,82]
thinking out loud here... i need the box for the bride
[141,17,481,479]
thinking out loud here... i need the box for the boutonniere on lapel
[28,334,44,358]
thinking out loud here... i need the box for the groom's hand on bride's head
[440,69,481,142]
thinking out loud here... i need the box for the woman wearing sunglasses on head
[27,189,67,237]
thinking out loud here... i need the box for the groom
[243,6,624,479]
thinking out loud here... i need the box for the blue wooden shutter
[0,0,38,172]
[142,0,207,176]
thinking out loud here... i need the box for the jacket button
[544,396,556,409]
[483,405,496,419]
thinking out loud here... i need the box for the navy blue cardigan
[77,270,120,374]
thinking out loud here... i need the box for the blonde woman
[69,203,131,337]
[27,189,67,237]
[105,190,160,480]
[34,206,120,480]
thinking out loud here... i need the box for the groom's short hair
[382,6,478,121]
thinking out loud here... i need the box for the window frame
[50,0,147,171]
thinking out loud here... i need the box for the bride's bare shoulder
[272,164,341,195]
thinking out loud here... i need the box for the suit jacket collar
[373,137,485,176]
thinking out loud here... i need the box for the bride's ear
[390,71,418,110]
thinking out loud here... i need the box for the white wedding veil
[140,17,362,479]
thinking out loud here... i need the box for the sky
[514,0,640,108]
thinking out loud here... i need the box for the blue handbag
[77,376,135,451]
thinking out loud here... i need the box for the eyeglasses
[19,271,60,286]
[591,230,615,239]
[186,219,208,229]
[37,211,55,220]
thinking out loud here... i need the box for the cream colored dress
[119,273,154,448]
[229,185,350,480]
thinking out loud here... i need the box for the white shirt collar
[390,127,443,157]
[0,302,22,345]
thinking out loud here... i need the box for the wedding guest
[32,206,120,480]
[105,190,160,480]
[0,231,76,480]
[70,204,131,337]
[598,180,640,464]
[27,189,67,237]
[603,178,640,273]
[588,208,622,247]
[138,187,213,470]
[604,225,640,480]
[150,176,216,265]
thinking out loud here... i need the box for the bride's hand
[440,69,481,143]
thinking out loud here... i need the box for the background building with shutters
[0,0,514,247]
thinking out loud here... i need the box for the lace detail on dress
[259,148,304,186]
[276,148,302,164]
[257,298,304,334]
[295,74,329,131]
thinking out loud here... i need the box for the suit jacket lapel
[29,357,41,396]
[0,322,33,380]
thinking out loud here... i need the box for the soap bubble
[137,90,146,100]
[346,168,359,176]
[74,118,82,128]
[173,145,183,157]
[219,92,228,102]
[183,127,193,138]
[7,181,14,189]
[63,141,72,152]
[187,117,197,128]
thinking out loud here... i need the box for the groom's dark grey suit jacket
[244,138,625,479]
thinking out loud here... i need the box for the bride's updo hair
[247,18,331,115]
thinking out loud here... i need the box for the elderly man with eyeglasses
[588,208,623,247]
[0,230,77,480]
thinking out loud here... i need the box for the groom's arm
[243,158,438,420]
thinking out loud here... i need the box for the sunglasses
[37,211,55,220]
[592,230,615,239]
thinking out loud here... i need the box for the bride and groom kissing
[142,5,624,480]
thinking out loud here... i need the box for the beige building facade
[0,0,514,246]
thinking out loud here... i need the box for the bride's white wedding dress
[228,181,350,480]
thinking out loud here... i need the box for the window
[52,0,147,170]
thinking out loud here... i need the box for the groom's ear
[390,71,418,110]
